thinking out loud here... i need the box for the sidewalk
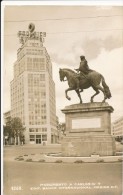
[3,143,62,149]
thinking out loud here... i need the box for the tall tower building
[10,23,57,144]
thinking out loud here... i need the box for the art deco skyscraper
[10,23,57,144]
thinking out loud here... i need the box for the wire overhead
[4,28,123,37]
[4,14,123,23]
[4,14,123,36]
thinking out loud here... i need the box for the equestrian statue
[59,55,111,104]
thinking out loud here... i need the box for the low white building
[112,116,123,141]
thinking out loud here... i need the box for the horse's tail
[101,75,112,99]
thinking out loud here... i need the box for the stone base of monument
[61,102,116,157]
[61,135,115,157]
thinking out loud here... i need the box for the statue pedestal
[61,102,116,157]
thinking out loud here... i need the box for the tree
[3,117,14,145]
[10,117,25,145]
[3,125,12,145]
[59,123,66,135]
[3,125,11,137]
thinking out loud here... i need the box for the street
[3,146,123,195]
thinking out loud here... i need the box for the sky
[3,3,123,123]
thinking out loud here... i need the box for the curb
[15,153,123,163]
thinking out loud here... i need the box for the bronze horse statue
[59,68,111,103]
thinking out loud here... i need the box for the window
[41,92,46,98]
[27,58,32,62]
[40,83,45,87]
[30,135,35,138]
[41,116,46,119]
[42,128,47,132]
[30,138,35,141]
[36,135,41,138]
[29,134,35,141]
[42,134,47,141]
[40,74,45,81]
[40,64,45,70]
[27,64,32,70]
[29,128,35,132]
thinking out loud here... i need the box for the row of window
[29,114,47,120]
[28,102,46,107]
[26,48,43,54]
[29,128,47,132]
[29,120,46,125]
[28,90,46,95]
[29,134,47,142]
[28,74,45,81]
[28,42,40,47]
[27,63,45,71]
[27,52,42,55]
[28,92,46,100]
[26,48,43,52]
[29,114,46,119]
[27,57,45,62]
[29,108,46,113]
[28,98,45,103]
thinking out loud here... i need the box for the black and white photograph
[2,1,123,195]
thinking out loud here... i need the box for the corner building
[10,24,57,144]
[112,116,123,141]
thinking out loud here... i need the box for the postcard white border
[1,1,123,195]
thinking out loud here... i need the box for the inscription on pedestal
[72,118,101,129]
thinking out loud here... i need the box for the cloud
[80,35,122,61]
[81,38,102,60]
[103,36,122,51]
[50,34,122,68]
[3,51,16,113]
[50,52,76,67]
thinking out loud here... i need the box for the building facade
[10,23,58,144]
[112,116,123,141]
[4,111,11,125]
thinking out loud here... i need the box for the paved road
[3,146,123,195]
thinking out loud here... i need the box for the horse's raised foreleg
[65,87,74,101]
[75,89,82,104]
[91,88,100,102]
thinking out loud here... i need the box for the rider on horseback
[75,55,92,74]
[75,55,93,90]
